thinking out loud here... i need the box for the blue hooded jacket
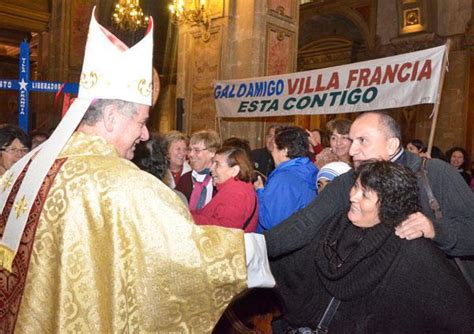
[257,157,318,233]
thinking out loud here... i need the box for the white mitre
[80,8,153,104]
[0,6,154,272]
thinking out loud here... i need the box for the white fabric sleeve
[244,233,276,288]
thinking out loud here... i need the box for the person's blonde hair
[326,119,352,135]
[164,130,189,151]
[190,130,221,153]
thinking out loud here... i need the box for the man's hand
[306,129,321,147]
[395,212,435,240]
[253,176,264,190]
[314,147,338,170]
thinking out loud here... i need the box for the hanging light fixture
[112,0,149,31]
[168,0,211,41]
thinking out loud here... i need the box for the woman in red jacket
[192,146,258,232]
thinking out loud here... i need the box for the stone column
[176,0,299,149]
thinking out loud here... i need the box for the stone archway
[298,13,368,71]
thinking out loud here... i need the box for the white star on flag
[19,79,28,90]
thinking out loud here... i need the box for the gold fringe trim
[0,245,15,272]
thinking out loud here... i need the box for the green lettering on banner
[347,89,362,104]
[238,101,249,112]
[268,99,278,112]
[362,87,378,103]
[296,96,311,109]
[248,100,259,112]
[284,97,296,110]
[259,100,271,111]
[236,86,379,115]
[329,91,342,106]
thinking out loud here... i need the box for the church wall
[0,60,18,125]
[226,0,298,148]
[25,0,95,132]
[437,0,472,36]
[426,1,471,154]
[220,0,298,149]
[375,0,398,45]
[177,0,299,149]
[375,0,473,156]
[218,0,266,149]
[190,33,222,133]
[296,0,377,132]
[437,51,469,148]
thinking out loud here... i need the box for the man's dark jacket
[250,148,275,178]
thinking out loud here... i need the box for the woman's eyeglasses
[187,147,208,154]
[1,147,29,156]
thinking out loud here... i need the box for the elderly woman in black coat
[273,161,474,333]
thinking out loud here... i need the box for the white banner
[214,45,446,118]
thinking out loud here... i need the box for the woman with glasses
[273,161,474,332]
[0,124,31,176]
[176,130,221,211]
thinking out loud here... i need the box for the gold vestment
[13,132,247,333]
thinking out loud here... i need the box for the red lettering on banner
[410,61,420,81]
[326,72,339,90]
[291,59,432,96]
[346,70,358,88]
[417,59,432,81]
[397,62,412,82]
[315,75,326,92]
[382,64,399,84]
[287,78,300,94]
[357,68,371,87]
[304,76,315,93]
[345,59,433,88]
[289,74,341,94]
[368,67,382,86]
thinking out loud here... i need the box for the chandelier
[112,0,149,31]
[168,0,211,41]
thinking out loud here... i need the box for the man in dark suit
[251,125,276,178]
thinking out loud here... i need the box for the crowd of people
[1,7,474,333]
[2,113,473,331]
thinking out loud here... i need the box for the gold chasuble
[1,132,246,333]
